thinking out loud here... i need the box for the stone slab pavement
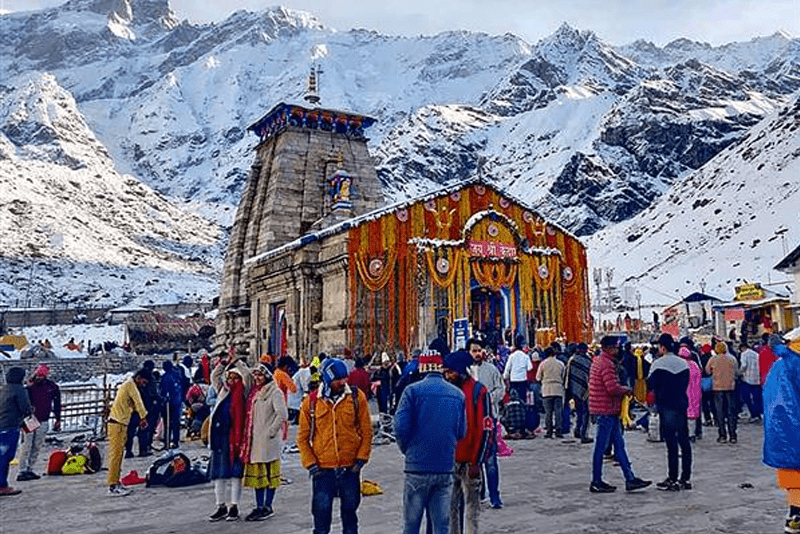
[0,418,785,534]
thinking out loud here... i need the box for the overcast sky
[2,0,798,46]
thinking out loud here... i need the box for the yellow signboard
[734,283,764,301]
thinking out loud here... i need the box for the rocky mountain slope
[1,0,798,306]
[587,92,800,304]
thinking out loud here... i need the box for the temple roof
[245,176,582,267]
[247,102,377,144]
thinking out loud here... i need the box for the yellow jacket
[297,385,372,469]
[109,377,147,425]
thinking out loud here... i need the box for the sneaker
[589,480,617,493]
[717,435,728,443]
[581,437,594,444]
[786,514,800,534]
[263,506,275,519]
[244,508,266,522]
[656,478,676,489]
[226,504,239,521]
[729,437,737,444]
[625,477,652,492]
[656,479,680,492]
[108,484,131,497]
[209,505,228,522]
[679,480,692,490]
[491,501,503,509]
[0,486,22,496]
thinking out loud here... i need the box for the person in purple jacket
[17,365,61,481]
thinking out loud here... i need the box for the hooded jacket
[297,384,372,470]
[0,367,32,429]
[763,344,800,469]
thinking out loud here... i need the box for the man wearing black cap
[648,334,692,491]
[443,350,492,534]
[588,336,651,493]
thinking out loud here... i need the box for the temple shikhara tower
[216,72,591,361]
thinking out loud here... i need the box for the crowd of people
[0,329,798,534]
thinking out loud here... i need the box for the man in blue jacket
[395,349,466,534]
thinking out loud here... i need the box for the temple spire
[304,65,321,106]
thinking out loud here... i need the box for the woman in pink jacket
[679,347,702,440]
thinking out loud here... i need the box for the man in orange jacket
[297,358,372,534]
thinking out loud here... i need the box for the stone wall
[0,354,175,384]
[216,114,384,357]
[2,302,213,329]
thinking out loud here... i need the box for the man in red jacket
[589,336,651,494]
[444,350,492,534]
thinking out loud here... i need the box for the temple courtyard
[0,416,782,534]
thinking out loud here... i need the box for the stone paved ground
[0,416,785,534]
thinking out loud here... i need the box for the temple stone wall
[216,111,383,359]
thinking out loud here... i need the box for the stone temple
[216,89,591,362]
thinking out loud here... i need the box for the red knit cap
[418,350,443,373]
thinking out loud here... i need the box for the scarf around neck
[240,382,266,464]
[228,378,246,465]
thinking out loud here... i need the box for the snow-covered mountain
[588,92,800,304]
[1,0,799,306]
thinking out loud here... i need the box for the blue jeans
[592,416,635,483]
[312,468,361,534]
[739,382,762,418]
[714,391,738,439]
[561,400,572,435]
[543,396,563,436]
[163,403,182,447]
[659,409,692,482]
[482,428,501,506]
[403,472,453,534]
[574,398,590,438]
[0,428,21,488]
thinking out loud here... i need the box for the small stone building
[216,101,591,360]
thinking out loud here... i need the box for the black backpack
[146,451,193,487]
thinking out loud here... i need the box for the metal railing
[57,383,120,437]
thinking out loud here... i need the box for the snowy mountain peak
[1,72,110,168]
[61,0,178,28]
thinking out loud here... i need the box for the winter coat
[647,353,689,413]
[245,381,288,464]
[394,373,465,474]
[686,360,702,419]
[471,361,504,417]
[0,368,33,429]
[536,356,565,398]
[208,360,253,451]
[454,377,491,466]
[707,352,738,391]
[589,351,631,416]
[27,378,61,423]
[566,351,592,401]
[763,345,800,469]
[297,384,372,470]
